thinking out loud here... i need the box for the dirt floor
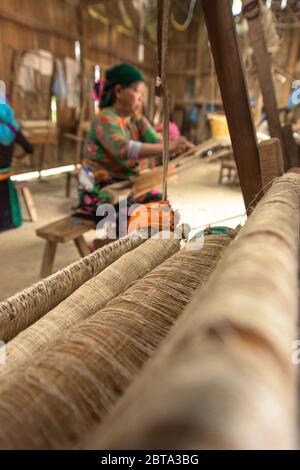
[0,160,244,301]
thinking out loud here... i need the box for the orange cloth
[129,200,175,233]
[0,171,15,181]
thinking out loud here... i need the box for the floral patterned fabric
[77,107,162,221]
[82,107,160,179]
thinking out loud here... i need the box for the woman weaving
[77,63,193,224]
[0,102,34,232]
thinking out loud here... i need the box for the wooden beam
[281,28,300,107]
[258,138,284,193]
[202,0,262,214]
[282,123,300,169]
[77,3,85,107]
[242,0,289,167]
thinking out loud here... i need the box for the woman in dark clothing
[0,103,34,232]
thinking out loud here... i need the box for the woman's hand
[15,153,31,167]
[139,138,195,159]
[169,137,188,155]
[169,137,195,155]
[185,140,196,151]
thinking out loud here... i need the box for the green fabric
[144,127,161,144]
[8,179,22,228]
[0,167,13,175]
[92,185,111,204]
[204,226,230,236]
[101,63,144,108]
[190,226,230,242]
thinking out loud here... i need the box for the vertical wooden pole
[242,0,289,166]
[195,16,208,142]
[281,29,300,108]
[76,4,86,165]
[258,138,284,193]
[195,16,206,100]
[282,123,300,168]
[202,0,262,214]
[76,4,85,109]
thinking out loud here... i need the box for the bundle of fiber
[0,234,233,449]
[0,237,144,343]
[86,174,300,451]
[0,236,180,381]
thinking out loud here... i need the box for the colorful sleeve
[94,112,130,159]
[136,115,162,144]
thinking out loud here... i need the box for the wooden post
[76,3,85,93]
[40,241,57,278]
[282,123,300,169]
[76,4,86,165]
[242,0,289,167]
[20,186,38,222]
[195,17,208,143]
[258,138,284,193]
[66,172,72,199]
[202,0,262,214]
[281,29,300,108]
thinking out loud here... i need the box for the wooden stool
[219,156,239,185]
[65,169,79,198]
[15,182,38,222]
[36,216,96,278]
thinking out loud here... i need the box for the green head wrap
[100,63,144,108]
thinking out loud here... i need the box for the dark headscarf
[100,63,144,108]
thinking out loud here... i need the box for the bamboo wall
[0,0,298,140]
[0,0,156,120]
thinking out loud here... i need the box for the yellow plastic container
[207,113,230,138]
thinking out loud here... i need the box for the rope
[171,0,197,32]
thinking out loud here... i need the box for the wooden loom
[0,167,298,449]
[0,0,299,451]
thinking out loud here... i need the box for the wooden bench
[36,216,96,278]
[15,181,38,222]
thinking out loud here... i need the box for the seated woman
[77,63,193,233]
[0,102,34,232]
